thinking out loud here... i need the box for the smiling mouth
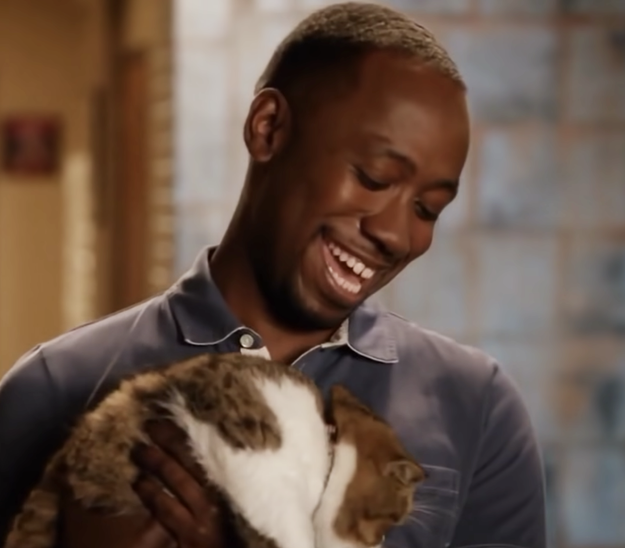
[321,238,377,298]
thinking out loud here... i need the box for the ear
[243,88,291,163]
[384,459,426,487]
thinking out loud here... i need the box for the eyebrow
[367,134,459,195]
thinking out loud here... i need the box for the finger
[134,474,224,548]
[132,442,220,521]
[133,473,200,544]
[135,519,176,548]
[145,419,210,489]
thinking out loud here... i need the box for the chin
[272,281,353,332]
[285,298,350,331]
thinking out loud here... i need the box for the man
[0,3,546,548]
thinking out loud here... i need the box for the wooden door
[113,50,148,310]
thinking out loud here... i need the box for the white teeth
[327,241,376,280]
[328,266,362,294]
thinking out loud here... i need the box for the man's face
[247,51,470,330]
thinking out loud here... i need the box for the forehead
[315,51,470,175]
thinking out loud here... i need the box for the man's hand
[131,419,227,548]
[61,497,175,548]
[60,419,228,548]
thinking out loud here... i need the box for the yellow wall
[0,0,86,374]
[0,0,173,376]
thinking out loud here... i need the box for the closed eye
[354,167,390,191]
[414,201,439,222]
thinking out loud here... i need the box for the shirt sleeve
[0,347,64,543]
[449,364,547,548]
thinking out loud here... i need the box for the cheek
[381,223,434,285]
[410,222,435,259]
[309,165,373,216]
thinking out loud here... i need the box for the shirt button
[239,333,255,349]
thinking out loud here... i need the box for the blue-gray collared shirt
[0,248,546,548]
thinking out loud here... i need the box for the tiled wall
[174,1,625,546]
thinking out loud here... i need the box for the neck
[210,234,337,364]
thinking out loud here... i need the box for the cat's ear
[330,384,359,406]
[328,385,370,432]
[330,385,373,416]
[384,459,426,487]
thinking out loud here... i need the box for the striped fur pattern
[6,353,424,548]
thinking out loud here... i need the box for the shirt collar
[166,247,398,364]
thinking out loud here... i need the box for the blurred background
[0,0,624,546]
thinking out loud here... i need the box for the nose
[360,196,412,260]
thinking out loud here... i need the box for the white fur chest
[167,376,332,548]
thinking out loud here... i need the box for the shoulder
[364,300,526,423]
[2,293,173,415]
[0,345,56,428]
[0,346,60,539]
[41,294,168,366]
[377,303,502,393]
[0,294,175,535]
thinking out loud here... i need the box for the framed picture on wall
[1,116,62,176]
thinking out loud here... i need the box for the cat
[5,352,425,548]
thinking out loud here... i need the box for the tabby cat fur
[6,353,424,548]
